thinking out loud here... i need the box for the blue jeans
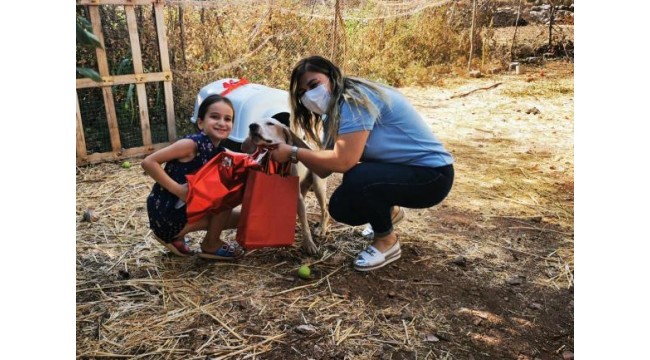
[328,163,454,237]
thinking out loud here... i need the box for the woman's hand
[268,131,369,178]
[270,143,293,163]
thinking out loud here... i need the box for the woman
[271,56,454,271]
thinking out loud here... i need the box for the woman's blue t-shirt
[334,85,454,168]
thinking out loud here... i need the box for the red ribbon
[219,77,250,96]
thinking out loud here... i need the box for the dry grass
[77,61,574,359]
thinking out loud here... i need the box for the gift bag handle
[255,148,292,177]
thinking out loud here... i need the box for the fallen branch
[449,82,503,99]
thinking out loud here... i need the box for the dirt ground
[76,60,574,359]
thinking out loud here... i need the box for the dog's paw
[301,241,319,256]
[315,225,329,237]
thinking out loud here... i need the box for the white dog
[242,117,330,255]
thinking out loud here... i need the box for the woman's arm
[271,131,369,178]
[141,139,197,201]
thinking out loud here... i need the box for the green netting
[113,84,143,149]
[145,82,170,144]
[78,88,111,155]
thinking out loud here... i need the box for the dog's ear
[280,125,292,145]
[241,136,256,154]
[280,123,312,149]
[288,129,312,149]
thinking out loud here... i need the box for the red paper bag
[185,151,261,225]
[236,162,299,249]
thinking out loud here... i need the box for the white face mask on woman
[301,84,331,115]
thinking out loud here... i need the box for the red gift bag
[185,151,262,225]
[236,161,299,249]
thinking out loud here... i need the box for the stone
[82,209,99,222]
[562,351,574,360]
[451,256,467,266]
[492,7,528,27]
[506,275,523,285]
[295,324,317,334]
[526,107,541,115]
[423,333,440,342]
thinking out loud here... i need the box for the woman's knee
[327,189,348,223]
[328,188,369,226]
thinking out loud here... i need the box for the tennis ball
[297,265,311,279]
[121,161,131,169]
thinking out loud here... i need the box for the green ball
[121,161,131,169]
[297,265,311,279]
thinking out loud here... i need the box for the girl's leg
[173,206,241,241]
[200,207,241,254]
[158,216,211,255]
[173,216,210,240]
[163,207,241,256]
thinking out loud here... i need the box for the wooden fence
[76,0,176,165]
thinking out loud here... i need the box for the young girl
[142,94,244,260]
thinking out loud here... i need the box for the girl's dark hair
[197,94,235,123]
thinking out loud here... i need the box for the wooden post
[467,0,477,71]
[154,2,177,142]
[335,0,346,65]
[76,95,87,159]
[510,0,523,62]
[179,5,187,67]
[448,0,457,26]
[548,1,555,49]
[89,5,122,153]
[331,0,339,61]
[125,5,153,148]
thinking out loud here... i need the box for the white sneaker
[354,240,402,272]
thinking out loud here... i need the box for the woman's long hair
[289,55,389,148]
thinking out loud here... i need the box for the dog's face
[250,117,292,146]
[242,117,308,153]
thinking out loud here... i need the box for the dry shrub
[77,1,570,139]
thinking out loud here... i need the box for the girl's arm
[141,139,197,201]
[271,131,369,178]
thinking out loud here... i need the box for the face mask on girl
[301,84,331,115]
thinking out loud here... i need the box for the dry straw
[77,62,574,358]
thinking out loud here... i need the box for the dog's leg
[299,175,312,198]
[297,193,318,255]
[312,174,330,237]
